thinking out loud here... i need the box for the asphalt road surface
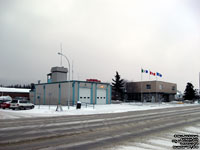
[0,105,200,150]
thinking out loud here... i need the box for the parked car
[1,100,11,109]
[0,96,12,101]
[10,99,34,110]
[0,100,11,108]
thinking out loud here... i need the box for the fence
[79,102,95,109]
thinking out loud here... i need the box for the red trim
[86,79,101,83]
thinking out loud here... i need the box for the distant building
[0,87,30,99]
[126,81,177,102]
[30,67,112,105]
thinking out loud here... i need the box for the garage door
[96,89,106,104]
[79,88,91,104]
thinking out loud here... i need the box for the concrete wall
[30,81,111,105]
[126,81,177,102]
[45,83,59,105]
[51,67,68,82]
[126,81,177,94]
[33,82,73,105]
[51,72,67,82]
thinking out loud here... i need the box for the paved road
[108,122,200,150]
[0,105,200,150]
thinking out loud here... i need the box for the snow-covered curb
[0,102,199,119]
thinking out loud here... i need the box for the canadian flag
[150,71,155,76]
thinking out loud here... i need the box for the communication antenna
[60,43,63,67]
[77,73,79,80]
[72,60,74,80]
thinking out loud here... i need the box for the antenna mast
[72,60,74,80]
[60,43,62,67]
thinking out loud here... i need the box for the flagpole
[149,70,150,102]
[199,72,200,95]
[155,73,157,103]
[156,74,157,81]
[149,73,150,80]
[141,68,143,104]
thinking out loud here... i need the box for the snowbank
[0,102,199,119]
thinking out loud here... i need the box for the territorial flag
[150,71,155,76]
[141,69,148,73]
[156,72,162,77]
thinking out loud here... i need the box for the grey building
[47,67,68,83]
[126,81,177,102]
[30,67,111,105]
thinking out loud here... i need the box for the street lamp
[58,52,71,81]
[58,52,71,109]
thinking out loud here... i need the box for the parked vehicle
[10,99,34,110]
[1,100,11,109]
[0,96,12,101]
[0,100,10,108]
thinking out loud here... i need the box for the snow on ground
[0,102,199,149]
[108,122,200,150]
[0,102,199,119]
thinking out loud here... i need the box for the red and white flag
[150,71,155,76]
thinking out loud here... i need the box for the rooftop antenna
[60,43,63,67]
[199,72,200,95]
[77,73,79,80]
[72,60,74,80]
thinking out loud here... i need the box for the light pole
[58,52,71,109]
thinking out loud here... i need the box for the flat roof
[0,87,30,93]
[35,80,110,86]
[129,80,176,85]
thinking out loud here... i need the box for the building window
[159,85,163,90]
[172,86,175,90]
[146,84,151,89]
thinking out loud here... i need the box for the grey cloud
[0,0,200,92]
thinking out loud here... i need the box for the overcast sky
[0,0,200,92]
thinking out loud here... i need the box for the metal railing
[78,102,95,109]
